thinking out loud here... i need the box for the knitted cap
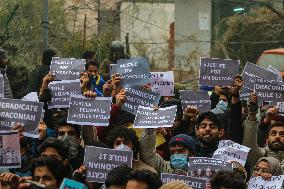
[111,41,124,49]
[169,134,196,155]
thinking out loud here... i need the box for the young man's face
[267,126,284,151]
[196,118,222,146]
[34,166,58,187]
[57,125,76,138]
[87,65,99,77]
[41,147,63,161]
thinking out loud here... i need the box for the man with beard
[195,111,224,157]
[243,93,284,172]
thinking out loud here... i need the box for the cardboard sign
[133,105,177,128]
[267,65,283,81]
[67,96,112,126]
[116,57,150,87]
[150,71,174,96]
[179,90,211,113]
[110,64,117,77]
[240,87,253,101]
[0,99,43,132]
[188,158,233,180]
[22,92,39,102]
[0,74,4,98]
[50,57,86,80]
[254,77,284,105]
[242,62,279,90]
[84,146,133,183]
[161,173,207,189]
[0,130,21,168]
[247,176,284,189]
[59,178,87,189]
[212,140,251,166]
[48,80,82,109]
[199,57,240,87]
[122,86,160,115]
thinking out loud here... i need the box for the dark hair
[85,60,99,71]
[268,121,284,132]
[196,111,221,129]
[82,50,95,60]
[107,126,139,159]
[52,111,81,138]
[127,170,162,189]
[210,171,246,189]
[43,49,56,65]
[31,158,66,187]
[0,48,7,60]
[105,165,133,188]
[233,75,242,81]
[39,137,68,160]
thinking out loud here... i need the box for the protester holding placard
[243,93,284,172]
[99,41,128,81]
[252,157,283,180]
[80,60,105,97]
[140,128,196,175]
[106,126,157,173]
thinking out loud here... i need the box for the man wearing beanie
[140,129,196,176]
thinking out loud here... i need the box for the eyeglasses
[253,166,271,174]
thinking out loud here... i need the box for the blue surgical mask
[170,154,188,170]
[216,100,228,111]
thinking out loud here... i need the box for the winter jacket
[243,119,284,172]
[140,129,174,175]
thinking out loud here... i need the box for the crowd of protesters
[0,40,283,189]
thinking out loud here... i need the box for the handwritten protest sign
[188,158,233,180]
[0,74,4,98]
[67,96,112,126]
[59,178,86,189]
[161,173,207,189]
[179,90,211,113]
[247,176,284,189]
[240,87,253,101]
[267,65,283,81]
[84,146,133,183]
[0,99,43,132]
[48,80,81,109]
[199,57,240,87]
[0,130,21,168]
[242,62,279,90]
[116,57,150,87]
[110,64,117,77]
[212,140,251,166]
[50,57,86,80]
[254,77,284,105]
[133,105,177,128]
[22,92,39,102]
[150,71,174,96]
[122,86,160,115]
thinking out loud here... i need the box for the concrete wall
[120,2,175,70]
[174,0,211,83]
